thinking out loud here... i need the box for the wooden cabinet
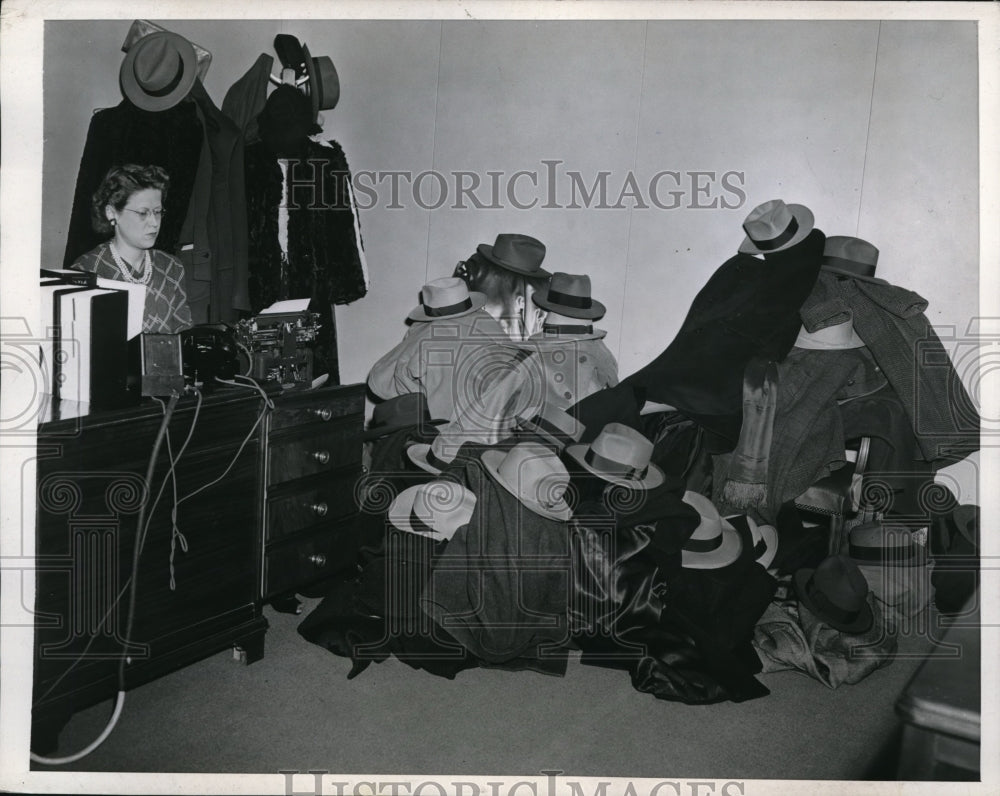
[31,382,366,753]
[260,384,366,601]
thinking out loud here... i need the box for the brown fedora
[120,31,199,112]
[821,235,881,283]
[794,554,874,633]
[477,234,550,277]
[532,272,606,320]
[122,21,212,83]
[564,422,664,490]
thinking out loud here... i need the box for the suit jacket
[367,310,509,423]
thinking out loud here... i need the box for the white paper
[260,298,311,314]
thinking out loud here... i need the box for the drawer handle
[310,502,329,517]
[311,407,333,421]
[308,553,327,567]
[311,450,331,464]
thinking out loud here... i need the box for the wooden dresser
[31,382,365,753]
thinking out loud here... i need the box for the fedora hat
[408,277,487,322]
[821,235,881,283]
[794,554,874,633]
[532,272,606,320]
[477,234,550,278]
[388,480,477,541]
[302,43,340,122]
[363,393,446,440]
[530,311,608,342]
[120,31,199,112]
[848,521,927,568]
[515,405,585,450]
[793,317,866,350]
[122,21,212,83]
[564,422,664,490]
[407,433,463,475]
[727,513,779,570]
[407,276,486,321]
[679,492,743,570]
[738,199,814,255]
[481,442,572,521]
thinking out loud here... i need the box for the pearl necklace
[109,241,152,286]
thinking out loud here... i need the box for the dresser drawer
[262,523,353,598]
[266,474,360,542]
[269,385,365,432]
[267,419,362,486]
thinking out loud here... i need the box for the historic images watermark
[285,162,748,212]
[279,771,750,796]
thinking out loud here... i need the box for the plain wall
[42,19,979,390]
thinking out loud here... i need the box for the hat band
[425,447,454,471]
[683,533,724,554]
[584,448,647,481]
[849,543,918,565]
[754,537,768,559]
[407,508,440,537]
[748,216,798,251]
[804,576,865,626]
[544,324,593,335]
[546,288,592,310]
[137,61,186,98]
[525,414,574,442]
[424,297,472,317]
[822,255,877,278]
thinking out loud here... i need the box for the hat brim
[387,484,469,540]
[362,417,446,441]
[480,450,572,521]
[532,290,606,320]
[303,43,340,120]
[820,265,888,285]
[794,568,874,633]
[120,31,199,112]
[739,204,815,255]
[755,523,779,570]
[793,324,867,350]
[524,329,609,343]
[681,518,744,570]
[408,291,487,322]
[405,443,444,475]
[563,443,665,491]
[477,244,552,278]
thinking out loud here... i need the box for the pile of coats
[299,199,980,704]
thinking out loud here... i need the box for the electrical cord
[31,392,180,766]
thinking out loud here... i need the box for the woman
[71,164,193,333]
[454,251,547,341]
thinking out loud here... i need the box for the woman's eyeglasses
[123,208,166,222]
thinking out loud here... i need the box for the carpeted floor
[30,596,954,781]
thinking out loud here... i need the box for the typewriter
[235,308,321,389]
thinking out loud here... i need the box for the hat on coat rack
[793,316,866,350]
[122,21,212,82]
[477,234,551,278]
[794,554,874,633]
[363,393,447,441]
[515,405,585,450]
[564,422,664,490]
[727,512,779,570]
[679,491,744,570]
[409,277,487,322]
[480,442,573,521]
[272,34,339,124]
[820,235,881,283]
[738,199,814,255]
[407,433,464,475]
[120,30,200,112]
[388,480,477,541]
[532,272,606,320]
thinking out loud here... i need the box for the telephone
[181,323,244,386]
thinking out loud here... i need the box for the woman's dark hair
[90,163,170,236]
[455,252,548,297]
